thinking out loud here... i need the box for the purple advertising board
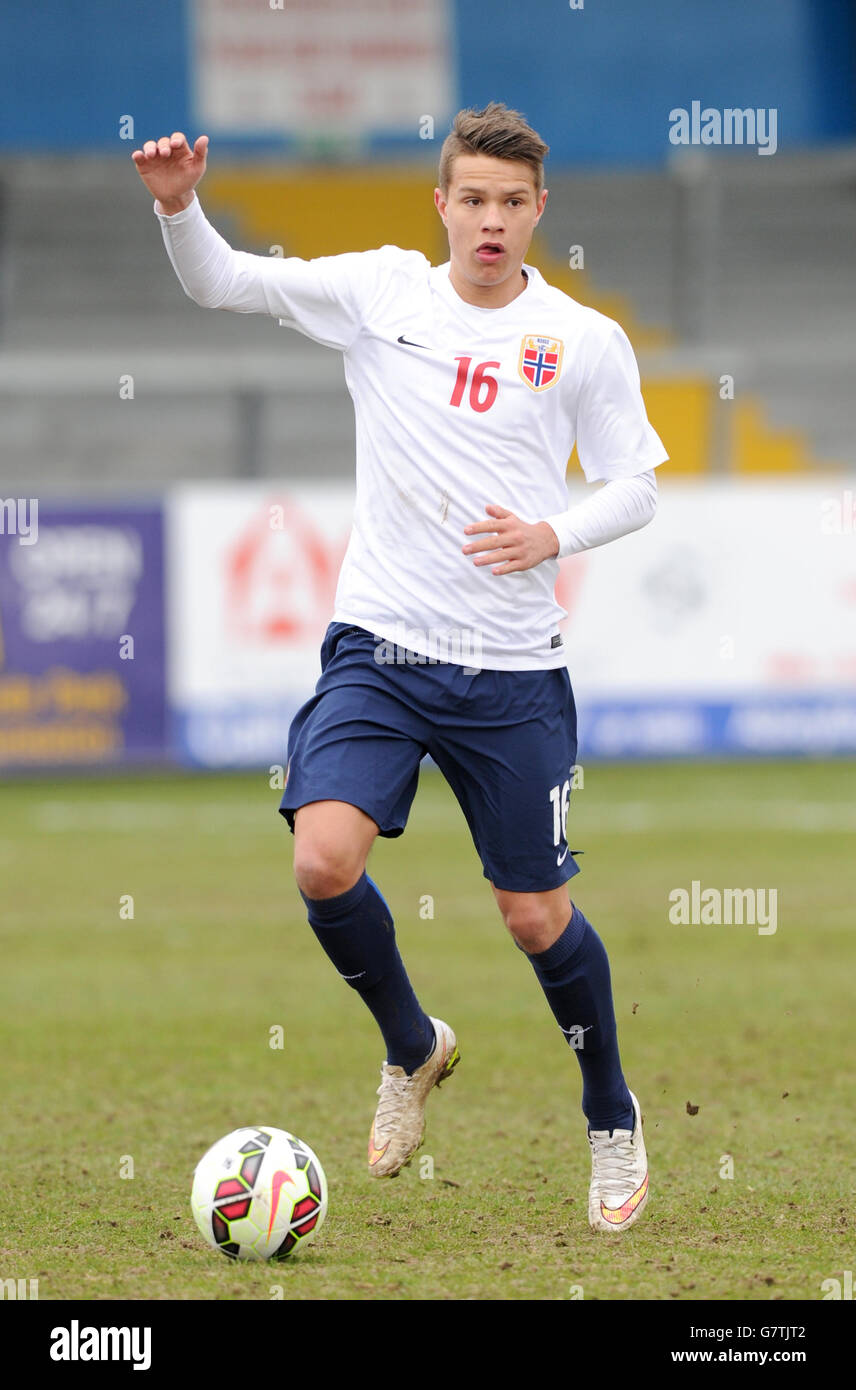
[0,504,166,768]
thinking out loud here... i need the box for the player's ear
[434,187,448,224]
[534,187,549,224]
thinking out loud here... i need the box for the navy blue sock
[526,904,633,1134]
[300,872,435,1075]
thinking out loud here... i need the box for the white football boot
[587,1090,649,1232]
[367,1017,460,1177]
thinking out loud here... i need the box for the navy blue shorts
[279,623,581,894]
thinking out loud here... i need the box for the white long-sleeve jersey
[156,194,668,670]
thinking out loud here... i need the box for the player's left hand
[462,504,559,575]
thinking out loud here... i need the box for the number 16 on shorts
[553,778,572,861]
[549,767,581,867]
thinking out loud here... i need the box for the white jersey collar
[433,261,539,313]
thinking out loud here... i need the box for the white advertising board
[192,0,453,137]
[168,479,856,763]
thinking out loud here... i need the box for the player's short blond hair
[438,103,549,195]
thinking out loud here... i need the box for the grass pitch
[1,760,853,1301]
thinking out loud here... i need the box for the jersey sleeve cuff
[153,192,200,222]
[543,512,584,560]
[544,468,659,559]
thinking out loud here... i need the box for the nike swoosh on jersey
[397,334,432,349]
[556,844,570,866]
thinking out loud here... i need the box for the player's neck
[447,263,529,310]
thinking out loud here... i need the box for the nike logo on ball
[267,1169,295,1238]
[397,334,431,349]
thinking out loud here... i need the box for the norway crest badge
[519,334,564,392]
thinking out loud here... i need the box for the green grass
[1,760,853,1301]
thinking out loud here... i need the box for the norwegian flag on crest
[519,334,564,391]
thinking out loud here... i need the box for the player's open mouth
[476,243,505,263]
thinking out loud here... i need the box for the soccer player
[133,104,667,1233]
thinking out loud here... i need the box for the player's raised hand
[131,132,209,212]
[463,503,560,575]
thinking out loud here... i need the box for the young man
[133,104,667,1233]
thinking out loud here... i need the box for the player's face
[434,155,548,307]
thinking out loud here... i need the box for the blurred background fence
[1,0,855,771]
